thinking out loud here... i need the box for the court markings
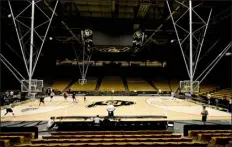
[146,97,231,117]
[1,96,78,117]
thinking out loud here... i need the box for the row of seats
[188,130,232,146]
[70,80,97,91]
[153,78,170,92]
[51,130,172,135]
[16,142,208,147]
[99,76,125,91]
[0,132,35,147]
[43,134,181,139]
[31,138,193,143]
[52,78,223,93]
[211,88,232,100]
[3,130,231,147]
[52,80,71,91]
[198,85,218,95]
[30,131,193,146]
[128,78,154,91]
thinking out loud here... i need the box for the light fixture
[83,29,92,38]
[132,30,144,53]
[225,52,231,56]
[8,14,11,18]
[134,31,143,38]
[49,37,53,40]
[170,39,174,43]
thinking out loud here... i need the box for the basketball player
[201,106,208,125]
[72,93,77,103]
[63,92,68,100]
[39,96,45,106]
[50,92,54,102]
[228,97,232,112]
[10,91,14,98]
[158,89,162,95]
[171,91,175,100]
[207,93,211,105]
[2,104,15,118]
[107,103,115,118]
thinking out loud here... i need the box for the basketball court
[1,96,231,122]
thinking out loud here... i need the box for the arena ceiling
[1,0,231,61]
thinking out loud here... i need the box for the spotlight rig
[132,30,145,53]
[81,29,94,52]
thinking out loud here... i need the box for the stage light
[170,39,174,43]
[8,14,11,18]
[49,37,53,40]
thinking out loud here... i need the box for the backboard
[78,79,87,85]
[179,80,199,93]
[21,79,43,93]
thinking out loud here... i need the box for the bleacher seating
[70,79,97,91]
[169,80,179,92]
[153,80,170,92]
[211,88,232,100]
[188,130,232,146]
[0,132,35,147]
[127,78,155,91]
[198,85,218,95]
[99,76,125,91]
[52,79,71,92]
[15,130,209,147]
[1,129,230,147]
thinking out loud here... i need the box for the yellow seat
[0,132,35,140]
[0,139,10,147]
[198,133,232,142]
[0,136,24,145]
[211,137,231,146]
[188,130,231,138]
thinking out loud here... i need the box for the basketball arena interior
[0,0,232,147]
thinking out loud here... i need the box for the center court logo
[21,107,38,112]
[86,100,135,108]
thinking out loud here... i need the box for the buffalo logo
[86,100,135,108]
[21,107,38,112]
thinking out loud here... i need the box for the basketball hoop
[78,79,87,85]
[21,79,43,93]
[180,80,199,93]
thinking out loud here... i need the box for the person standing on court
[171,91,175,100]
[207,93,211,105]
[107,103,115,118]
[158,89,162,95]
[50,91,54,102]
[72,93,77,103]
[63,92,68,100]
[228,97,232,112]
[39,95,45,106]
[201,106,209,125]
